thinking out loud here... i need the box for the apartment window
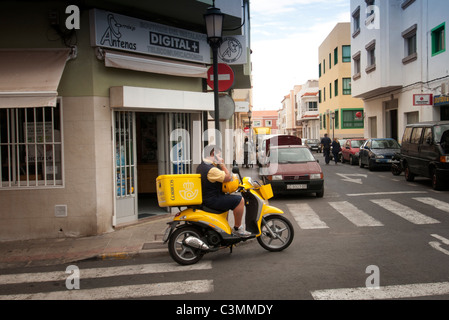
[265,120,273,127]
[353,51,361,80]
[329,53,332,69]
[334,110,339,129]
[329,83,332,99]
[1,104,63,189]
[323,59,326,74]
[352,6,361,37]
[402,24,417,64]
[365,40,376,73]
[401,0,416,10]
[307,102,318,111]
[342,45,351,62]
[319,63,322,77]
[334,47,338,65]
[432,22,446,56]
[323,87,326,101]
[319,90,322,103]
[343,78,352,95]
[342,109,364,129]
[334,79,339,97]
[366,0,375,17]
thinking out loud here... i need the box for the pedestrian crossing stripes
[288,203,328,229]
[329,201,384,227]
[311,281,449,300]
[0,262,213,300]
[3,280,214,300]
[371,199,440,225]
[288,197,448,230]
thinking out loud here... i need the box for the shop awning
[0,48,71,108]
[103,50,208,78]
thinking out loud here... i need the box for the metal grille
[0,105,63,189]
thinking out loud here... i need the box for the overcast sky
[250,0,350,110]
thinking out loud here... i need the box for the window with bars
[0,104,63,189]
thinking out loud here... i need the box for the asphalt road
[2,155,449,306]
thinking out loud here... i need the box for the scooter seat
[188,205,225,214]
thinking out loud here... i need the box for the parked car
[305,139,322,153]
[400,121,449,190]
[359,138,401,171]
[260,145,324,197]
[341,138,366,165]
[257,135,302,167]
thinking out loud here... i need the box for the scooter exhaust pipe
[184,236,210,251]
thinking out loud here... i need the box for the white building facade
[296,80,320,140]
[350,0,449,142]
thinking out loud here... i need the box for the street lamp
[204,2,224,146]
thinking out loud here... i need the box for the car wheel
[404,164,415,182]
[431,168,444,191]
[316,187,324,198]
[349,155,355,166]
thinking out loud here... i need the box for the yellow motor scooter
[157,167,294,265]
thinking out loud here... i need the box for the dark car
[341,139,366,165]
[260,145,324,197]
[359,138,401,171]
[305,139,322,153]
[400,121,449,190]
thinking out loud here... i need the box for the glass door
[113,111,137,225]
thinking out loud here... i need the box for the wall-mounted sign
[218,36,247,65]
[434,95,449,107]
[413,94,433,106]
[90,9,211,64]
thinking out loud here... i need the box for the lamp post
[204,1,224,146]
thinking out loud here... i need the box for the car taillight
[440,156,449,163]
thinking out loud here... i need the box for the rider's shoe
[233,226,252,238]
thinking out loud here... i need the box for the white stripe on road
[413,197,449,213]
[287,203,329,229]
[311,282,449,300]
[0,261,212,285]
[328,201,384,227]
[371,199,440,225]
[347,191,427,197]
[1,280,214,300]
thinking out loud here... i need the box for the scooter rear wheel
[257,215,294,252]
[168,226,204,265]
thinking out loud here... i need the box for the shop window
[0,104,63,189]
[431,23,446,56]
[342,110,364,129]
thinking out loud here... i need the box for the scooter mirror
[232,166,240,174]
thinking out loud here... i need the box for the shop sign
[218,36,247,65]
[90,9,210,64]
[413,94,433,106]
[434,95,449,107]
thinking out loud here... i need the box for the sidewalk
[0,166,260,270]
[0,214,173,269]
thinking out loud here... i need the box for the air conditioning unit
[442,82,449,96]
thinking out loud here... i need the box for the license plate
[287,184,307,190]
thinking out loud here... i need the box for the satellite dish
[209,94,235,120]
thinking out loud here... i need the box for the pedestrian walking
[321,134,332,165]
[332,138,341,164]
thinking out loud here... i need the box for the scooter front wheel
[168,226,204,265]
[257,215,294,252]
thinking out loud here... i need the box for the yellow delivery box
[156,174,202,207]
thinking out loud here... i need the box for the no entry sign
[207,63,235,92]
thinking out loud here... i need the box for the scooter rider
[197,145,251,237]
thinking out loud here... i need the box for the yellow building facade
[318,23,364,139]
